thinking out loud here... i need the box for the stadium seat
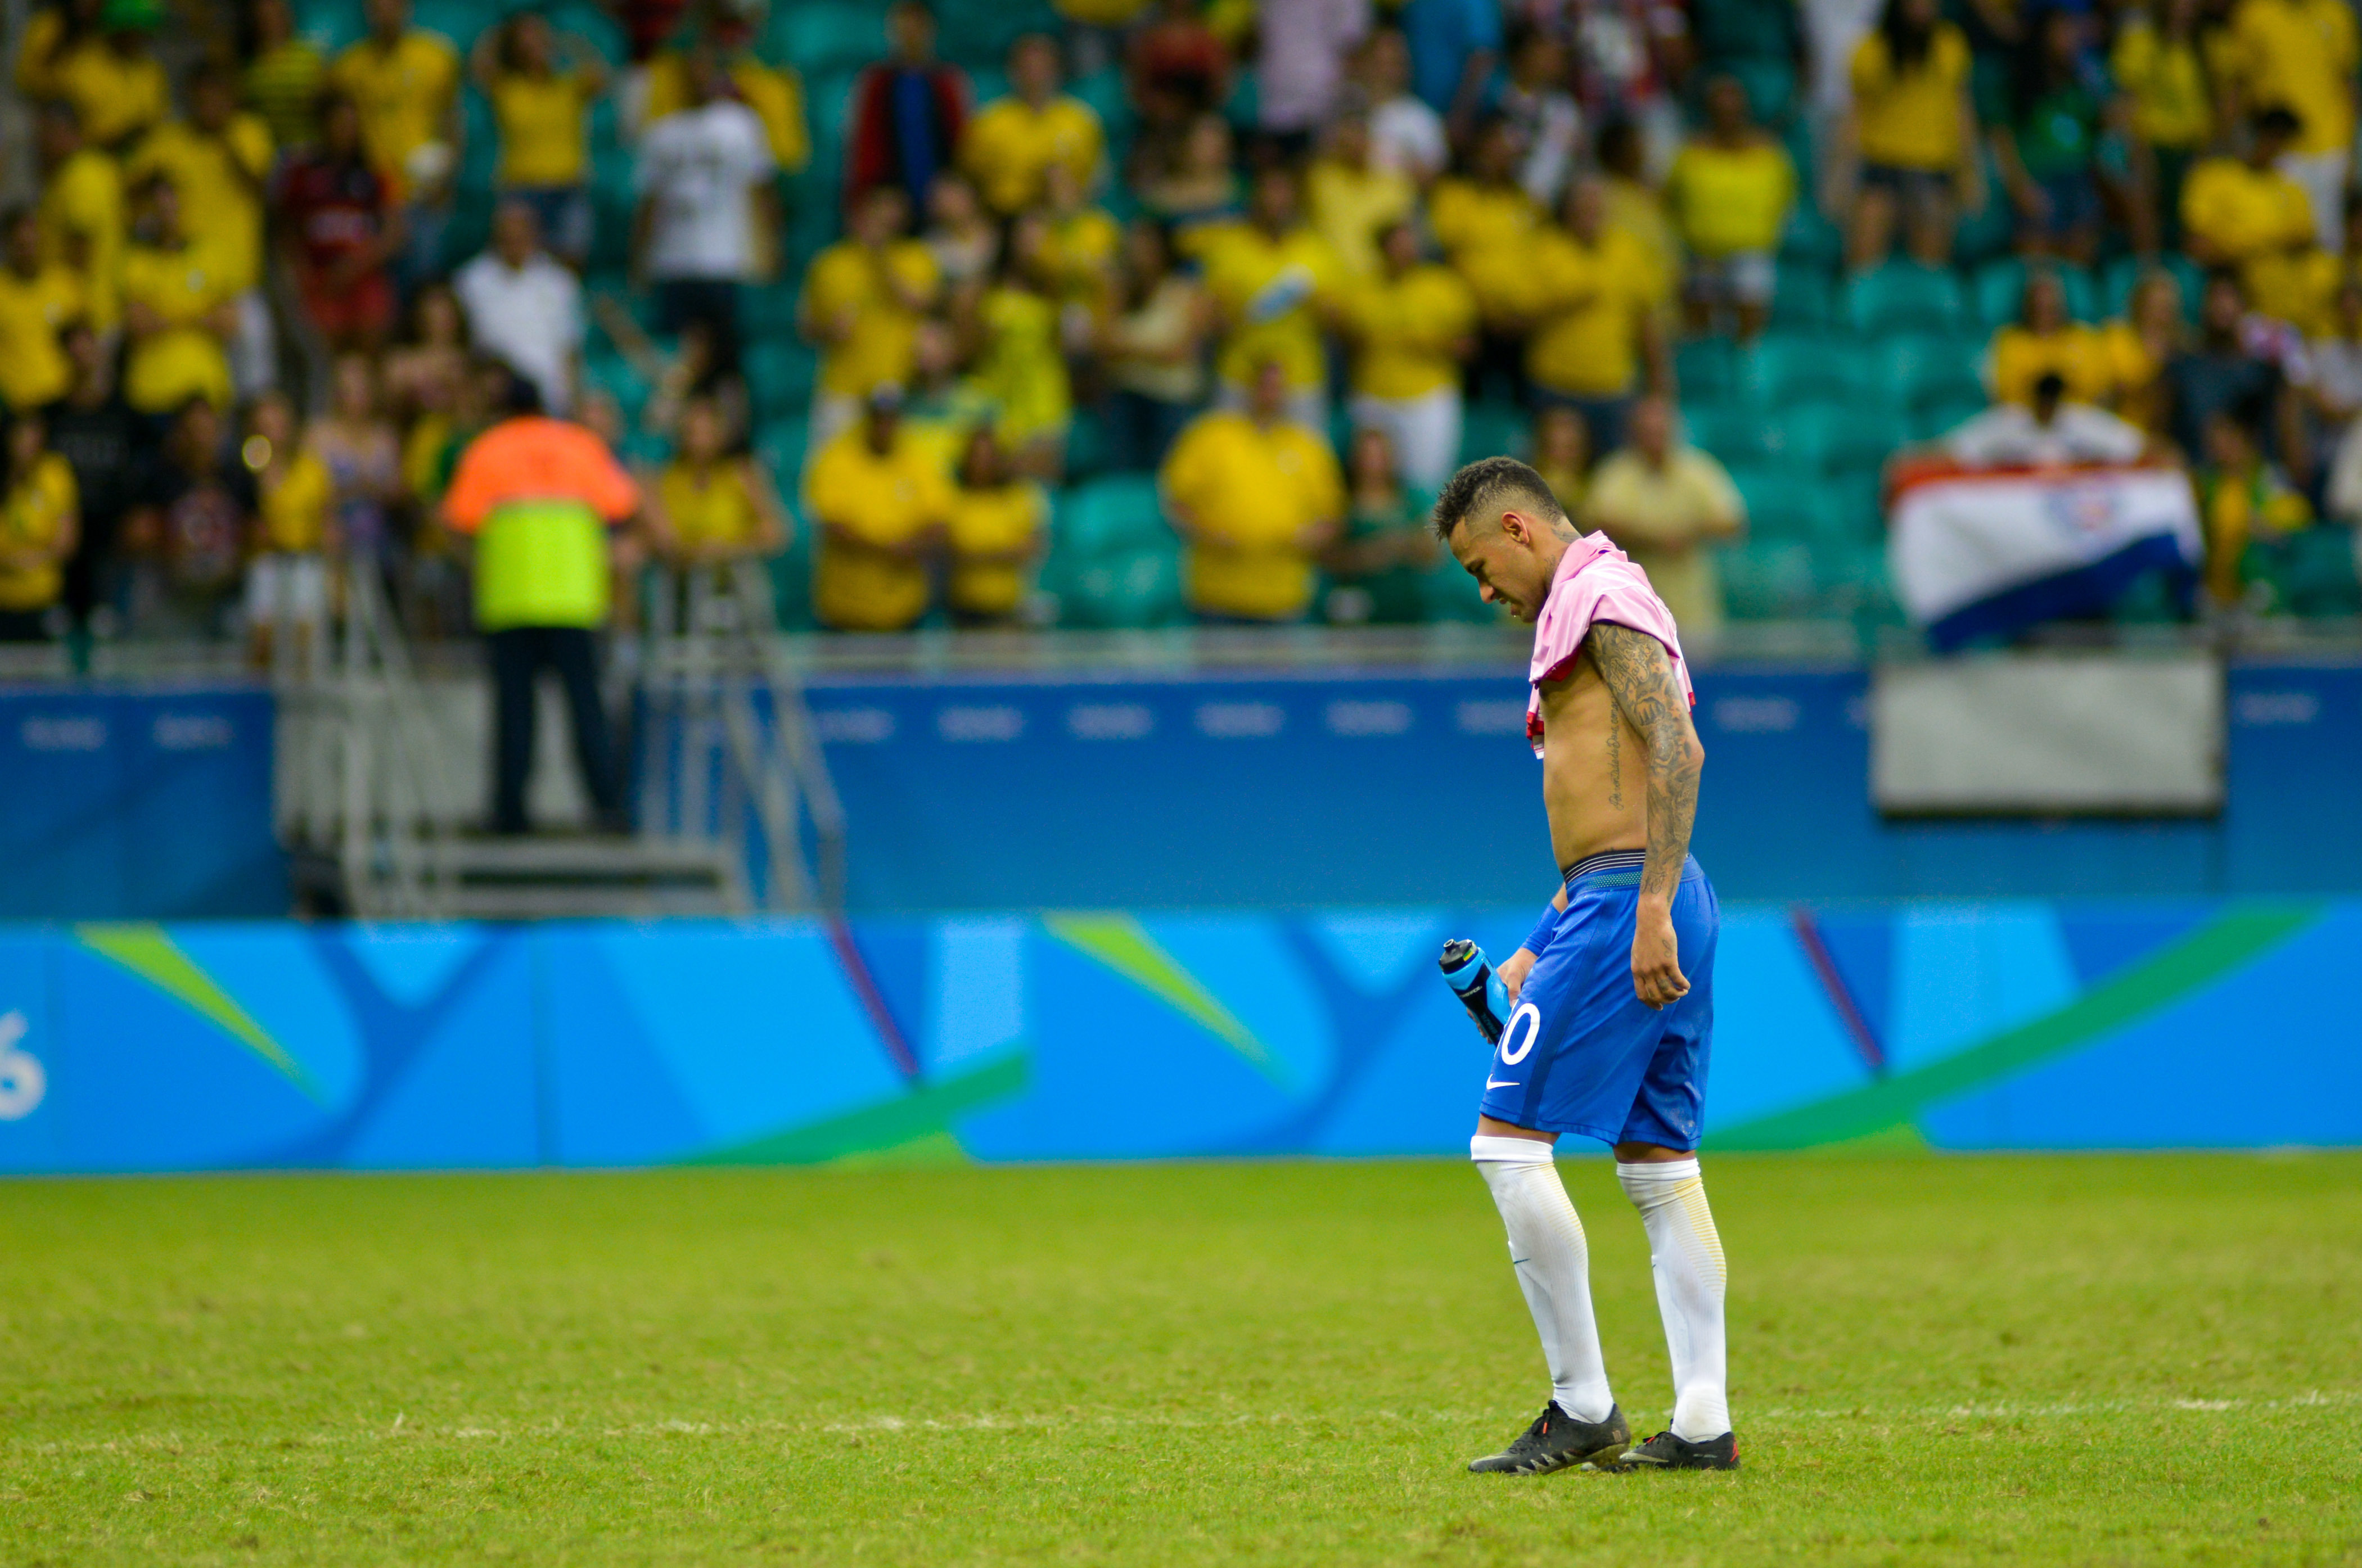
[1682,403,1789,467]
[1770,260,1836,329]
[1056,474,1171,557]
[1674,338,1736,403]
[1052,544,1186,629]
[1718,540,1820,619]
[1908,396,1984,444]
[1460,401,1528,465]
[1816,544,1903,624]
[1783,401,1909,476]
[781,2,888,73]
[1820,472,1887,549]
[1842,263,1968,336]
[1720,56,1797,123]
[1778,200,1843,269]
[1733,333,1869,405]
[1971,257,2099,330]
[1874,332,1987,410]
[2271,526,2362,616]
[1725,463,1819,542]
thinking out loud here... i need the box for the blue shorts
[1477,851,1719,1149]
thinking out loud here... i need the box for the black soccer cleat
[1622,1429,1739,1470]
[1467,1402,1634,1475]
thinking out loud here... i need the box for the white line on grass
[6,1391,2356,1457]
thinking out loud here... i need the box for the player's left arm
[1588,622,1705,1010]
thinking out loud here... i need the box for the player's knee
[1471,1132,1555,1165]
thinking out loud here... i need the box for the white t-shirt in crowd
[1257,0,1372,132]
[634,101,777,281]
[1370,92,1448,182]
[454,248,584,414]
[1945,403,2149,468]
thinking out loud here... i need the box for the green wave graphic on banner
[74,923,324,1103]
[1711,904,2323,1149]
[1041,913,1284,1083]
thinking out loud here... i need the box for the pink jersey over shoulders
[1525,532,1695,756]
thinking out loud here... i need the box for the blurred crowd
[3,0,2362,663]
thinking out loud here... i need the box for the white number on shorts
[1497,1002,1542,1066]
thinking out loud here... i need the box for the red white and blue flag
[1886,462,2203,651]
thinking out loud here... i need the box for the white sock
[1617,1158,1730,1441]
[1472,1135,1615,1423]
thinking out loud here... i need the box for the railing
[635,563,847,913]
[275,557,461,918]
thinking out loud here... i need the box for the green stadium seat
[1720,56,1797,123]
[1770,260,1836,328]
[1783,401,1909,476]
[1422,555,1505,623]
[1778,200,1843,269]
[1820,472,1887,549]
[1674,338,1736,402]
[1460,401,1528,464]
[781,2,887,73]
[2100,253,2205,325]
[1842,263,1968,336]
[2272,525,2362,616]
[1816,545,1903,624]
[1718,540,1819,619]
[1874,332,1987,409]
[1909,396,1985,443]
[1950,147,2014,264]
[1971,257,2099,330]
[2108,567,2184,624]
[1682,403,1787,466]
[1056,474,1170,557]
[1725,463,1818,542]
[1053,544,1185,629]
[1733,334,1869,405]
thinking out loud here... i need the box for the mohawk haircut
[1431,455,1567,541]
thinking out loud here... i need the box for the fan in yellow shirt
[1519,178,1668,450]
[1428,118,1545,328]
[1987,270,2120,406]
[472,15,609,265]
[18,0,169,151]
[958,34,1106,215]
[653,394,791,566]
[641,40,810,173]
[126,64,274,296]
[798,184,944,444]
[1341,221,1476,491]
[1845,0,1984,268]
[1196,165,1345,423]
[1666,77,1796,341]
[1578,395,1745,639]
[1305,111,1416,278]
[804,392,952,632]
[2224,0,2356,245]
[1160,361,1345,622]
[119,180,238,415]
[0,209,83,413]
[33,101,123,331]
[964,218,1074,473]
[240,390,335,667]
[2183,111,2323,324]
[1039,162,1123,314]
[0,412,79,637]
[945,428,1048,625]
[330,0,461,196]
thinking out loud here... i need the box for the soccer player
[1432,457,1737,1474]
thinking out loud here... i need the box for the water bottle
[1439,939,1511,1045]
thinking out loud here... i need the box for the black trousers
[488,625,622,833]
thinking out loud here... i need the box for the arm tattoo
[1585,623,1702,905]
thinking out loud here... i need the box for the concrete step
[423,833,747,919]
[437,884,741,921]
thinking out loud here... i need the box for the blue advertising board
[0,900,2352,1176]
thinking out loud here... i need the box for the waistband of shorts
[1562,848,1649,888]
[1561,850,1705,891]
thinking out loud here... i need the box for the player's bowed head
[1431,457,1577,624]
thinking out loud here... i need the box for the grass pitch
[3,1153,2358,1566]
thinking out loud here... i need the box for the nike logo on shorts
[1486,1078,1520,1090]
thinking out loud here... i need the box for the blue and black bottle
[1439,939,1511,1045]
